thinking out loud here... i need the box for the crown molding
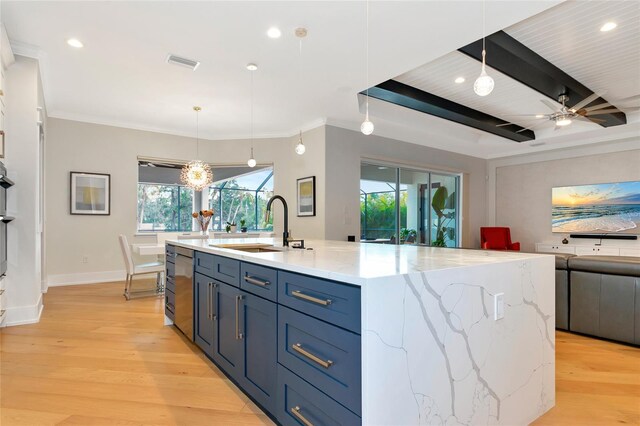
[48,110,328,142]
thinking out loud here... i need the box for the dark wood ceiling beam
[458,30,626,127]
[365,79,535,142]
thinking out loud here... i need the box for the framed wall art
[70,172,111,215]
[297,176,315,217]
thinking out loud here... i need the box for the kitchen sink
[209,243,284,253]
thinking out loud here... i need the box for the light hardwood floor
[1,282,639,425]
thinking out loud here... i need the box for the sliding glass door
[360,163,460,247]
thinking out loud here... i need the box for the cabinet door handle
[290,406,314,426]
[291,343,333,369]
[244,275,270,287]
[212,283,218,320]
[235,295,244,340]
[207,283,211,320]
[291,290,332,306]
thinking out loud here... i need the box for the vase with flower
[192,209,214,237]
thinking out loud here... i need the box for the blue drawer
[195,252,240,286]
[278,306,361,415]
[165,288,175,321]
[166,244,176,263]
[241,262,278,302]
[277,364,361,426]
[278,272,361,333]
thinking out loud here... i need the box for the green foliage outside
[431,186,457,247]
[360,190,407,240]
[137,184,194,231]
[210,180,273,231]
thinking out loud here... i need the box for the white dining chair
[118,234,165,300]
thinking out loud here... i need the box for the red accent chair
[480,227,521,251]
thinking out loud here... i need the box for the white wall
[3,55,45,325]
[487,139,640,252]
[45,118,325,285]
[324,125,487,248]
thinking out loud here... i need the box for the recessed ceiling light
[267,27,282,39]
[66,38,83,48]
[454,77,465,84]
[600,22,617,32]
[246,63,258,71]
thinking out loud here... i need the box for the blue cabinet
[190,251,362,424]
[194,273,215,354]
[277,364,361,426]
[239,290,277,413]
[278,306,361,415]
[278,271,361,333]
[212,282,243,378]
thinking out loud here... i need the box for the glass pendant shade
[474,50,494,97]
[247,157,257,167]
[295,131,306,155]
[361,112,374,135]
[181,160,213,191]
[181,106,213,191]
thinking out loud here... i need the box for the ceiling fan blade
[540,99,559,112]
[500,114,544,117]
[516,122,548,133]
[571,92,603,111]
[496,123,515,127]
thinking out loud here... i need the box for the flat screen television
[552,181,640,235]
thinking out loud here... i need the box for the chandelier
[181,106,213,191]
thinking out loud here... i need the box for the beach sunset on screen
[552,181,640,234]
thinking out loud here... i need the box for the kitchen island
[165,238,555,426]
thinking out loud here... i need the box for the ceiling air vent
[166,54,200,71]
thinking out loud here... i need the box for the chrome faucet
[265,195,290,247]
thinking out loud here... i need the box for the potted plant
[240,219,247,233]
[431,186,456,247]
[226,221,237,233]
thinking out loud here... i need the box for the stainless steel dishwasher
[174,247,194,341]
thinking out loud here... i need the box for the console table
[536,243,640,257]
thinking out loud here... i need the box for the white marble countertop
[168,238,551,286]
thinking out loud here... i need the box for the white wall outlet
[494,293,505,320]
[82,256,88,264]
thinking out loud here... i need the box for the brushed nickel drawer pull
[291,290,332,306]
[207,282,212,320]
[244,275,270,287]
[235,295,244,339]
[290,406,313,426]
[292,343,333,369]
[212,283,218,320]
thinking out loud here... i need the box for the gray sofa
[554,253,573,331]
[568,256,640,345]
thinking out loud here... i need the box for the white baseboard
[47,270,126,287]
[3,293,43,327]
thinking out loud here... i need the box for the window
[360,163,460,247]
[137,160,274,233]
[209,168,274,231]
[137,184,194,232]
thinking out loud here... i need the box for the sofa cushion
[553,253,575,270]
[568,256,640,277]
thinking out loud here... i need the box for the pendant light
[247,63,257,167]
[294,28,307,155]
[181,106,213,191]
[360,0,374,135]
[473,0,494,97]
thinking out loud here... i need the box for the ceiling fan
[497,93,640,133]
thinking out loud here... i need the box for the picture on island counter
[297,176,315,217]
[552,180,640,234]
[70,172,111,215]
